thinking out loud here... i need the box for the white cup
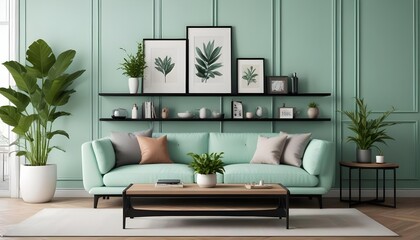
[246,112,254,119]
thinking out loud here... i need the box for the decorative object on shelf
[177,111,193,119]
[161,107,169,119]
[187,26,232,93]
[376,150,385,164]
[131,104,138,119]
[246,112,254,119]
[142,101,156,119]
[279,104,294,119]
[267,76,288,94]
[307,102,319,119]
[112,108,128,119]
[237,58,265,93]
[199,107,209,119]
[119,42,146,94]
[187,152,225,188]
[0,39,85,203]
[142,39,187,93]
[256,106,263,118]
[291,72,299,94]
[231,101,244,119]
[340,98,396,163]
[212,111,222,118]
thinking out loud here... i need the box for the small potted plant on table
[187,152,225,188]
[119,42,147,94]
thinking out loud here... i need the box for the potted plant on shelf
[187,152,225,188]
[307,102,319,119]
[119,42,147,94]
[340,98,395,163]
[0,39,85,203]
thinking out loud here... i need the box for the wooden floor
[0,197,419,240]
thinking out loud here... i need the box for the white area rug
[3,208,397,237]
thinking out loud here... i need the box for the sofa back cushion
[92,138,115,174]
[302,139,332,175]
[153,133,209,164]
[209,133,278,165]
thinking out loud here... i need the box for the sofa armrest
[81,141,104,192]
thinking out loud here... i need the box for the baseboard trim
[52,188,420,198]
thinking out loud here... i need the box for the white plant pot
[376,155,385,164]
[128,77,140,94]
[20,164,57,203]
[196,173,217,188]
[307,107,319,119]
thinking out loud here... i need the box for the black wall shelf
[100,118,331,122]
[99,93,331,97]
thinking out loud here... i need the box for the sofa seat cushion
[103,164,194,186]
[223,164,319,187]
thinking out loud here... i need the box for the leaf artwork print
[155,56,175,83]
[195,40,223,83]
[242,66,258,86]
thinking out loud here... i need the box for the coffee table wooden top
[340,161,399,169]
[125,183,288,196]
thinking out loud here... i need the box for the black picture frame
[267,76,288,94]
[187,26,232,93]
[237,58,265,94]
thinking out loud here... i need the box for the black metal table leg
[376,169,379,201]
[393,169,397,208]
[358,168,361,202]
[340,165,342,201]
[383,169,386,200]
[349,167,352,208]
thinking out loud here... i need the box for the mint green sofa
[82,133,334,208]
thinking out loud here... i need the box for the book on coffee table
[155,179,183,188]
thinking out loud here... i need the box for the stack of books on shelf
[142,101,157,119]
[155,179,184,188]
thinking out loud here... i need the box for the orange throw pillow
[136,135,173,164]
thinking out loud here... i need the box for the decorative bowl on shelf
[112,108,128,119]
[177,111,193,119]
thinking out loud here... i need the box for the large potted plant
[340,98,395,163]
[119,42,147,94]
[0,39,85,203]
[187,152,225,188]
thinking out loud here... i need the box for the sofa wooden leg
[94,195,100,208]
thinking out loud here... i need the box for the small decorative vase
[376,155,385,164]
[196,173,217,188]
[307,107,319,119]
[20,164,57,203]
[128,77,140,94]
[357,149,372,163]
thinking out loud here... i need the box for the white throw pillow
[280,132,312,167]
[250,135,288,164]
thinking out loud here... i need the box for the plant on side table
[340,98,395,163]
[187,152,225,188]
[119,42,147,94]
[0,39,85,203]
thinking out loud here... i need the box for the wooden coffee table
[122,183,290,229]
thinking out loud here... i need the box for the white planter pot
[196,173,217,188]
[128,77,140,94]
[307,107,319,119]
[376,155,385,164]
[20,164,57,203]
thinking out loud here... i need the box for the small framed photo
[143,39,187,93]
[237,58,265,93]
[231,101,243,119]
[279,107,294,119]
[267,76,288,94]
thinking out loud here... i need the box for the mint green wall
[19,0,419,189]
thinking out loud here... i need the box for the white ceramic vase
[196,173,217,188]
[307,107,319,119]
[20,164,57,203]
[376,155,385,164]
[128,77,140,94]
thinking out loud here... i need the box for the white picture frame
[143,39,187,93]
[237,58,265,94]
[231,101,243,119]
[187,26,232,93]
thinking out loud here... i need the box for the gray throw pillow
[250,135,288,164]
[110,129,153,167]
[279,132,312,167]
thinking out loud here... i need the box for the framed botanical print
[187,26,232,93]
[143,39,187,93]
[231,100,244,119]
[267,76,288,94]
[237,58,265,93]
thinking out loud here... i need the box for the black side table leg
[358,168,362,202]
[376,169,379,201]
[393,169,397,208]
[340,166,342,201]
[349,167,352,208]
[383,169,386,201]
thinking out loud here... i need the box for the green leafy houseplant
[242,66,258,86]
[308,102,318,108]
[340,98,395,151]
[0,39,85,166]
[154,56,175,83]
[187,152,225,175]
[119,42,147,78]
[195,40,223,83]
